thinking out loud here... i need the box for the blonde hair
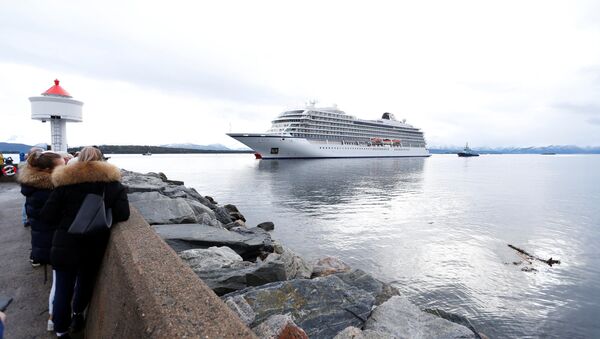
[78,147,104,162]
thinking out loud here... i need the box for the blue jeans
[52,268,96,333]
[22,204,27,225]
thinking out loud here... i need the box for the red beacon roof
[42,79,72,97]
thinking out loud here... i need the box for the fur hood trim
[52,161,122,187]
[17,164,54,190]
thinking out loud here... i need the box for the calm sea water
[108,153,599,338]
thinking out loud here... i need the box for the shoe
[70,312,85,332]
[30,260,41,267]
[56,333,72,339]
[47,319,54,331]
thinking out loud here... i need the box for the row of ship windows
[274,117,417,132]
[273,120,423,136]
[300,124,422,135]
[292,130,423,139]
[318,146,419,150]
[292,133,424,142]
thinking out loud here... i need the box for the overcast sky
[1,1,599,148]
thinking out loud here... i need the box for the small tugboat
[457,143,479,157]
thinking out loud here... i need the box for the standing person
[18,151,64,331]
[18,151,63,266]
[21,147,45,228]
[41,147,130,338]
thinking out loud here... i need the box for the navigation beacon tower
[29,79,83,152]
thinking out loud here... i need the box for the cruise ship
[227,104,430,159]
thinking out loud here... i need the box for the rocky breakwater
[122,170,484,339]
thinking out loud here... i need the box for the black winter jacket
[41,161,130,271]
[18,165,55,264]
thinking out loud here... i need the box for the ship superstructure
[228,104,430,159]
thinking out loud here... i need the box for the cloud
[553,103,600,116]
[588,118,600,125]
[0,5,293,106]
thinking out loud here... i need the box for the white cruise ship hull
[228,133,430,159]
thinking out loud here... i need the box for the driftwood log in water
[508,244,561,266]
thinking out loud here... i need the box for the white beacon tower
[29,79,83,152]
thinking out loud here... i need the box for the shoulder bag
[67,188,113,235]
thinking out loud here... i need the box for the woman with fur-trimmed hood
[42,147,130,337]
[18,151,64,266]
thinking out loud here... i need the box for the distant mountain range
[161,143,234,151]
[75,145,253,154]
[0,142,35,153]
[429,145,600,154]
[2,142,598,154]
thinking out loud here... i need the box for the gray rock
[129,192,198,224]
[162,186,216,210]
[334,269,400,305]
[423,309,484,339]
[364,296,477,339]
[154,223,274,259]
[121,171,169,193]
[257,221,274,231]
[179,246,243,270]
[252,314,308,339]
[224,204,240,213]
[262,246,312,279]
[184,198,220,227]
[334,327,366,339]
[312,256,352,277]
[229,211,246,222]
[205,195,218,205]
[128,191,219,226]
[334,327,390,339]
[180,246,286,295]
[215,206,234,224]
[223,222,239,230]
[226,295,255,326]
[223,275,376,338]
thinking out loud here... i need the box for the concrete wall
[86,208,257,339]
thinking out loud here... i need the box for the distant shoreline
[68,145,254,155]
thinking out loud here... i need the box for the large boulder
[179,246,286,295]
[154,223,274,259]
[262,246,312,280]
[334,269,400,306]
[162,185,216,210]
[183,198,220,227]
[128,191,219,226]
[179,246,243,269]
[129,191,197,224]
[311,257,352,278]
[121,170,216,210]
[223,275,376,338]
[121,170,169,193]
[363,296,477,339]
[252,314,308,339]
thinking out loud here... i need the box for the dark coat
[18,165,55,264]
[41,161,130,271]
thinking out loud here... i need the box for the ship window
[270,148,279,154]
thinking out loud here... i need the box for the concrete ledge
[86,207,257,338]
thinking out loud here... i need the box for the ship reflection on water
[256,158,426,209]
